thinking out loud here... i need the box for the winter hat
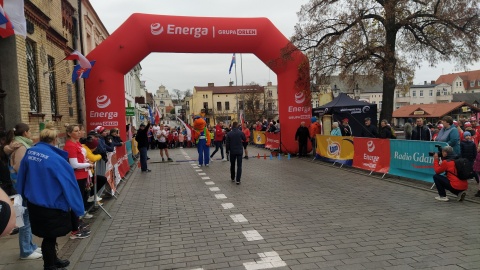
[437,124,444,128]
[342,118,349,123]
[464,131,472,137]
[464,122,472,127]
[85,137,99,149]
[311,117,317,123]
[95,126,105,133]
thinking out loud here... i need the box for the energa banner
[389,140,448,183]
[265,132,280,149]
[353,138,391,173]
[316,135,354,165]
[253,131,266,145]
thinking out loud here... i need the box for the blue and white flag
[228,53,236,74]
[71,60,96,82]
[147,104,155,123]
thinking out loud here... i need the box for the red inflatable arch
[85,14,311,154]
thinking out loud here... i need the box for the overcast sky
[90,0,480,94]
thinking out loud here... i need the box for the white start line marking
[215,194,227,199]
[242,230,264,241]
[230,214,248,222]
[205,181,215,185]
[201,176,211,180]
[243,251,287,270]
[209,187,220,191]
[221,203,234,209]
[195,169,203,172]
[198,172,206,175]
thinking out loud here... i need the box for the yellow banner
[316,135,354,160]
[253,131,266,145]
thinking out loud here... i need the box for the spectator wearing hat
[433,123,443,141]
[82,137,107,204]
[340,118,352,136]
[360,117,378,138]
[461,131,477,181]
[463,122,476,141]
[411,118,431,141]
[308,117,322,154]
[404,118,413,140]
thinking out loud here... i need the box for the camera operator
[432,146,468,202]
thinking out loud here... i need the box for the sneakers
[21,251,42,260]
[87,196,102,203]
[82,213,93,219]
[70,230,90,239]
[222,158,228,162]
[205,164,209,167]
[162,158,165,162]
[244,156,249,159]
[236,181,241,185]
[167,158,173,162]
[457,191,466,201]
[78,221,90,231]
[231,179,235,182]
[435,196,449,202]
[142,169,151,172]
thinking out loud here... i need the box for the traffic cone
[270,153,273,160]
[257,153,260,159]
[264,153,267,159]
[288,153,291,160]
[278,153,281,160]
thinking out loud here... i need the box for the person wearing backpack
[432,145,468,202]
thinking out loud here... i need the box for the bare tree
[290,0,480,123]
[172,89,182,103]
[184,89,192,98]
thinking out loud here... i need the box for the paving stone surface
[2,146,479,270]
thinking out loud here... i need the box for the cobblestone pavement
[4,146,479,270]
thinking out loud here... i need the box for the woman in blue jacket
[16,122,84,270]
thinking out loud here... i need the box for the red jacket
[214,124,224,142]
[434,157,468,190]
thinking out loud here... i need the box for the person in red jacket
[433,145,468,202]
[242,123,250,159]
[210,122,227,161]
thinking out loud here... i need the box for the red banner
[115,146,130,178]
[353,138,391,173]
[265,132,280,149]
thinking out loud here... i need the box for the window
[203,102,208,110]
[225,101,230,110]
[478,81,480,87]
[379,101,382,109]
[396,91,399,98]
[255,100,260,110]
[26,39,39,112]
[239,101,244,110]
[471,81,475,87]
[429,90,433,97]
[419,90,423,97]
[460,82,462,86]
[456,82,458,87]
[436,89,440,96]
[443,88,448,95]
[267,90,272,97]
[216,101,222,111]
[314,100,319,107]
[48,56,57,115]
[267,102,272,110]
[412,90,416,97]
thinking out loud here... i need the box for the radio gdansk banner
[353,138,390,173]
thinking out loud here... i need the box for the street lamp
[332,84,340,96]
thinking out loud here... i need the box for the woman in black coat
[378,120,392,139]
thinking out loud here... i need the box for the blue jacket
[226,128,246,155]
[437,126,460,155]
[16,142,85,217]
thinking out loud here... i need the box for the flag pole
[235,54,239,122]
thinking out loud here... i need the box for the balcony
[436,94,452,102]
[395,96,411,103]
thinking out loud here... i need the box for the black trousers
[230,153,243,182]
[42,237,57,267]
[298,140,308,156]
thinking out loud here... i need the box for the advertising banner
[105,152,116,194]
[253,131,266,145]
[389,140,448,183]
[265,132,280,149]
[353,138,390,173]
[316,135,354,165]
[115,146,130,178]
[125,141,134,166]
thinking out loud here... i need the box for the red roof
[194,85,264,94]
[436,70,480,90]
[392,102,480,118]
